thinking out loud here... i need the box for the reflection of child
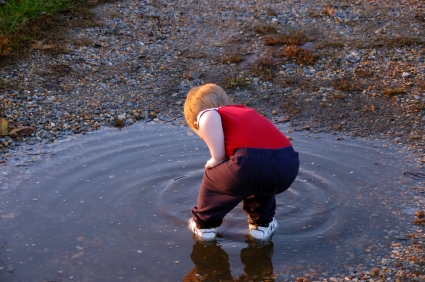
[184,84,299,240]
[183,239,274,281]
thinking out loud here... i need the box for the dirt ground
[1,1,424,162]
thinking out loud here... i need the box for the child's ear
[194,121,198,129]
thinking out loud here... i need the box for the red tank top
[217,105,291,157]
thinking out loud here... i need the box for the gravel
[1,0,425,280]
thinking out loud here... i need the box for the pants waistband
[233,146,296,157]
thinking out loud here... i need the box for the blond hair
[184,84,232,131]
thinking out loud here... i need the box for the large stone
[8,126,35,137]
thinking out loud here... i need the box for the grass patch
[323,40,345,48]
[384,37,424,47]
[217,54,243,64]
[0,0,116,63]
[371,36,424,48]
[0,78,12,90]
[417,79,425,90]
[265,8,277,17]
[308,11,320,18]
[363,105,377,113]
[263,30,309,46]
[0,37,12,57]
[251,57,275,81]
[274,76,300,87]
[225,54,243,63]
[280,45,318,65]
[252,23,280,35]
[225,76,248,89]
[331,93,347,100]
[279,97,301,116]
[331,78,358,92]
[70,36,94,47]
[108,12,121,19]
[0,0,71,31]
[355,69,375,78]
[49,64,72,74]
[412,102,425,112]
[384,88,406,96]
[44,44,70,55]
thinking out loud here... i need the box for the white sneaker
[248,218,278,240]
[188,218,216,240]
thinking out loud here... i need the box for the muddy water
[0,123,421,281]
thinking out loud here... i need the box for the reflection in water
[240,239,274,281]
[184,239,232,281]
[184,237,275,282]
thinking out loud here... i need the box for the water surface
[0,123,421,281]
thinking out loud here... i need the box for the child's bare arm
[198,110,226,169]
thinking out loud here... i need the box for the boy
[184,84,299,240]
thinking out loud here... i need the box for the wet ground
[0,123,423,281]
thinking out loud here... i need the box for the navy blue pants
[192,146,299,228]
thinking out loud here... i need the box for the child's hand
[205,157,225,169]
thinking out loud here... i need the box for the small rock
[44,82,62,91]
[189,71,201,80]
[303,125,311,130]
[408,135,422,140]
[299,42,316,52]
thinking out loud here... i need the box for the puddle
[0,123,422,281]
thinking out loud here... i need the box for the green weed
[308,11,318,18]
[0,78,12,90]
[225,77,248,89]
[0,117,8,136]
[114,118,124,128]
[324,41,345,48]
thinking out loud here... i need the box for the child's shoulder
[218,104,248,111]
